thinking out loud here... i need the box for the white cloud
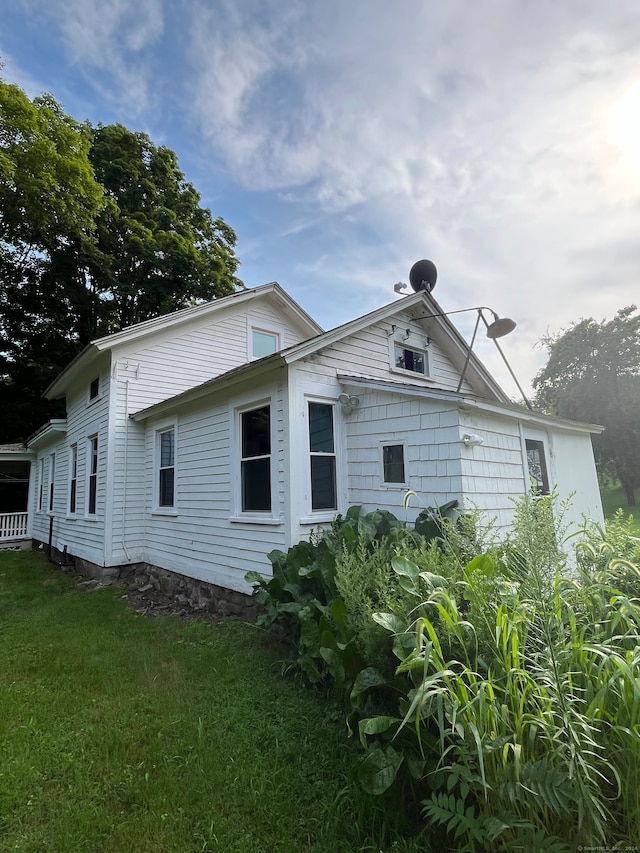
[26,0,165,115]
[188,0,640,392]
[5,0,640,395]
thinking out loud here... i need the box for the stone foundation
[33,540,262,621]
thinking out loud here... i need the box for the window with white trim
[157,427,175,508]
[308,402,337,511]
[382,443,406,484]
[48,453,55,512]
[38,458,45,511]
[251,329,279,359]
[69,444,78,514]
[240,405,271,512]
[87,435,98,515]
[89,377,99,401]
[394,343,428,375]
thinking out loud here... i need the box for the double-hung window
[69,444,78,514]
[308,402,337,511]
[241,405,271,512]
[48,453,55,512]
[157,428,175,508]
[87,435,98,515]
[38,458,45,511]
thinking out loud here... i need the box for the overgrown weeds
[248,497,640,850]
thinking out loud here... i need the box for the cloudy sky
[2,0,640,396]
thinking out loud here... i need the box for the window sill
[389,367,436,382]
[379,483,409,490]
[151,509,178,517]
[229,515,283,525]
[299,512,338,525]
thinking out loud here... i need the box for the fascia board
[44,283,322,400]
[280,290,510,403]
[26,419,68,449]
[44,344,98,399]
[0,447,35,461]
[280,291,429,364]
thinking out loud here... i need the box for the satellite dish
[409,259,437,293]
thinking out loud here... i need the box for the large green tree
[0,78,242,442]
[533,306,640,506]
[0,77,106,438]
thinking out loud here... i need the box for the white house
[13,281,603,596]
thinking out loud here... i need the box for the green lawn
[599,480,640,536]
[0,550,420,853]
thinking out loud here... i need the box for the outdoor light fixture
[339,392,360,414]
[461,433,483,448]
[413,305,532,409]
[415,305,517,341]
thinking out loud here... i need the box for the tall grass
[248,499,640,851]
[388,496,640,849]
[0,549,421,853]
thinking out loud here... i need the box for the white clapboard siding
[107,296,311,566]
[30,362,110,565]
[305,313,475,394]
[114,299,312,416]
[139,376,288,593]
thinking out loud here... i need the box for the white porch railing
[0,512,28,540]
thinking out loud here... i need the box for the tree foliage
[533,306,640,506]
[0,77,242,442]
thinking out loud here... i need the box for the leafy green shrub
[247,495,640,849]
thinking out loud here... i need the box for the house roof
[44,282,324,400]
[278,289,511,402]
[336,375,605,435]
[131,290,518,422]
[0,443,35,462]
[25,420,67,450]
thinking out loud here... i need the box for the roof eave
[26,419,68,449]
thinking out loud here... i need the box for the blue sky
[2,0,640,396]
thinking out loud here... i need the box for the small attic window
[394,343,428,376]
[252,330,279,359]
[89,377,100,400]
